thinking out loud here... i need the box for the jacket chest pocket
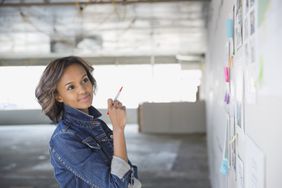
[82,136,111,163]
[82,137,101,151]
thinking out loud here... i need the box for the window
[0,66,45,109]
[93,64,201,108]
[0,64,201,110]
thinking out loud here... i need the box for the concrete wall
[206,0,282,188]
[138,101,206,133]
[0,108,137,125]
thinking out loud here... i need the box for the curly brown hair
[35,56,96,123]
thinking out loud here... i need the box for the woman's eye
[67,85,74,91]
[83,77,89,83]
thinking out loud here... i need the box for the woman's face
[55,63,93,114]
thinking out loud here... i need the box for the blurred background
[1,0,282,188]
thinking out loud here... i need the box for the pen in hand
[113,86,123,101]
[107,86,123,115]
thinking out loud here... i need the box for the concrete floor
[0,124,210,188]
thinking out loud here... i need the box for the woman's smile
[78,94,91,103]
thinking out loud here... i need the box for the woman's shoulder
[59,120,74,131]
[50,121,77,140]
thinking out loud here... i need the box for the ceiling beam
[0,0,210,7]
[0,54,204,66]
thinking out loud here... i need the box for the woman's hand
[107,99,128,161]
[107,99,127,130]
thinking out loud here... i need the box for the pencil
[107,86,123,115]
[114,86,123,101]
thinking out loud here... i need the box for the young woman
[35,56,141,188]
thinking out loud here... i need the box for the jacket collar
[63,104,102,126]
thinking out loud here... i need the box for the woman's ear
[55,94,63,103]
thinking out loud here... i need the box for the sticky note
[220,158,229,176]
[224,92,230,104]
[226,19,234,38]
[258,59,264,83]
[224,66,230,82]
[228,56,233,67]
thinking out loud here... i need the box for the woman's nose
[77,84,87,94]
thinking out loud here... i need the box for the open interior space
[0,125,210,188]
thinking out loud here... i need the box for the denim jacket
[49,104,141,188]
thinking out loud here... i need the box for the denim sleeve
[51,132,139,188]
[111,157,141,188]
[129,166,142,188]
[111,156,130,178]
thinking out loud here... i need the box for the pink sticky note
[224,67,230,82]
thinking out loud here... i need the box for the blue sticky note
[226,19,234,38]
[220,158,229,176]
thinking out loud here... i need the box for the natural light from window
[0,64,201,110]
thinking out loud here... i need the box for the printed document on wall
[245,135,265,188]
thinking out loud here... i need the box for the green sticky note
[258,0,271,27]
[256,58,264,87]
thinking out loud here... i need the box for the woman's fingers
[121,105,126,111]
[113,100,123,109]
[107,98,113,109]
[107,99,126,117]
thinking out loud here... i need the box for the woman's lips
[79,94,91,103]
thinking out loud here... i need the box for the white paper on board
[245,135,265,188]
[236,155,244,188]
